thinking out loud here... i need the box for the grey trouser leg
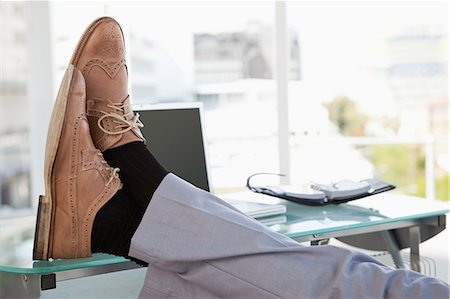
[129,174,449,299]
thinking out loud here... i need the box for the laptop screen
[133,103,211,192]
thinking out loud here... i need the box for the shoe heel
[33,195,52,260]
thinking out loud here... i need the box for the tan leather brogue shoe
[33,65,122,260]
[70,17,145,152]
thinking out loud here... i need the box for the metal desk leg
[381,230,406,269]
[409,226,421,272]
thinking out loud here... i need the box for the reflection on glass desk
[270,201,387,236]
[0,192,448,298]
[261,193,448,250]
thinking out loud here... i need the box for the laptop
[133,102,286,219]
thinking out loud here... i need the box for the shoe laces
[98,102,143,135]
[97,151,120,185]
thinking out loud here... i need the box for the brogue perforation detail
[82,58,126,79]
[81,149,89,170]
[69,113,83,254]
[82,175,117,255]
[78,149,120,255]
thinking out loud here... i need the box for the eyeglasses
[246,172,286,195]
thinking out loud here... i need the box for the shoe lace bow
[97,151,120,185]
[98,102,143,135]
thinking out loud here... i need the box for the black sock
[103,141,169,210]
[92,142,168,265]
[92,189,148,266]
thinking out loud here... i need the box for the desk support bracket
[310,238,330,246]
[381,230,406,269]
[409,226,421,272]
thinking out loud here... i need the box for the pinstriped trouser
[129,174,449,299]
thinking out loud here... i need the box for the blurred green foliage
[324,97,367,136]
[324,97,449,201]
[363,143,448,201]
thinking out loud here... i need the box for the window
[0,2,30,215]
[1,2,448,222]
[286,2,449,199]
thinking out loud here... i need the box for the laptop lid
[133,102,212,192]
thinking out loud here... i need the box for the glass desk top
[225,192,449,238]
[1,192,448,274]
[0,252,129,274]
[0,226,130,274]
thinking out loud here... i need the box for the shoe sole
[33,65,75,260]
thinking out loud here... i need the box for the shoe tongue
[122,96,133,119]
[87,96,130,114]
